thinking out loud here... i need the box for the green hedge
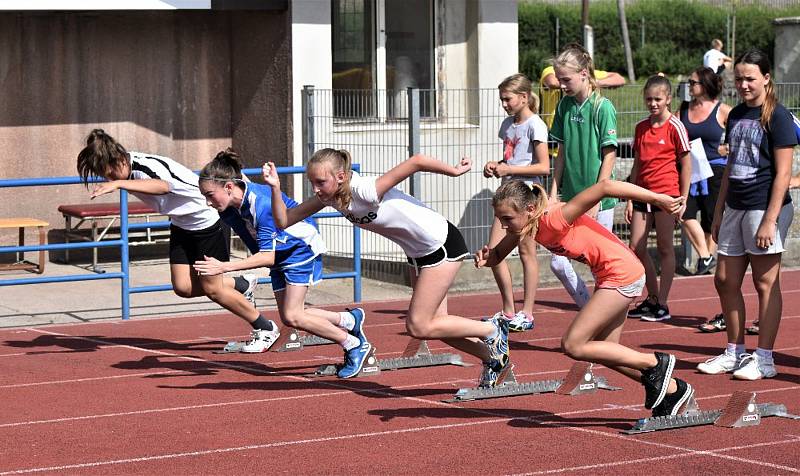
[519,0,800,81]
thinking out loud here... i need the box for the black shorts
[406,221,469,272]
[632,200,672,214]
[169,220,230,265]
[682,165,724,232]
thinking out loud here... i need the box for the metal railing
[0,166,363,319]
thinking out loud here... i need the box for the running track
[1,271,799,474]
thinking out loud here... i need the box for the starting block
[270,328,334,352]
[213,328,334,354]
[313,339,468,378]
[444,361,620,403]
[313,346,381,378]
[624,390,800,434]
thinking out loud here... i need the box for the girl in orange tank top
[475,179,695,418]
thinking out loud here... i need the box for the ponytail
[308,148,353,210]
[492,181,548,239]
[498,73,540,114]
[554,43,598,95]
[199,148,246,189]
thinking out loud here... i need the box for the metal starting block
[444,361,620,403]
[624,390,800,435]
[214,340,246,354]
[270,328,334,352]
[313,339,468,377]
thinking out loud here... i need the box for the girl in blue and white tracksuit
[195,149,371,378]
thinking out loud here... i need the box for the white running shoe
[242,273,259,308]
[241,325,280,353]
[508,311,534,332]
[697,352,740,375]
[733,353,777,380]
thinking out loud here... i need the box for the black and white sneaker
[695,256,716,275]
[640,303,671,322]
[641,352,676,410]
[651,378,694,418]
[242,273,259,308]
[628,296,658,318]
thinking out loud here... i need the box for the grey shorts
[613,274,646,298]
[717,203,793,256]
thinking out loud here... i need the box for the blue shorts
[270,255,323,293]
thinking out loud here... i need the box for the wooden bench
[58,202,169,270]
[0,217,49,274]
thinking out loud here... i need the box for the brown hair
[692,66,724,100]
[199,148,246,189]
[553,43,598,93]
[308,148,353,210]
[498,73,540,114]
[491,180,548,238]
[76,129,129,186]
[735,48,777,130]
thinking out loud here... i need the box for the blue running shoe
[483,315,510,367]
[337,340,373,379]
[347,307,367,342]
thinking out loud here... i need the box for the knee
[753,275,778,296]
[280,310,304,329]
[561,336,584,361]
[405,318,430,339]
[172,284,194,299]
[714,274,734,294]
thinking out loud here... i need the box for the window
[332,0,434,120]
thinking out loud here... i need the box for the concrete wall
[773,17,800,83]
[0,10,290,246]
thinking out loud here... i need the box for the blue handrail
[0,165,362,318]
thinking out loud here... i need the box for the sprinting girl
[697,49,797,380]
[626,75,691,322]
[482,73,549,332]
[548,43,619,309]
[77,129,277,353]
[194,149,372,378]
[263,150,511,388]
[476,178,692,417]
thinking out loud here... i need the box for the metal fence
[303,84,800,266]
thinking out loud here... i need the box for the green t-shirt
[549,91,618,211]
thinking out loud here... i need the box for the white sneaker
[241,325,280,353]
[697,352,740,374]
[733,353,777,380]
[242,273,259,308]
[508,311,534,332]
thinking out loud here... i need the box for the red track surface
[2,271,799,475]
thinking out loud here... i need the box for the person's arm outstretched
[475,233,520,270]
[562,179,682,226]
[374,154,471,199]
[263,162,325,229]
[90,179,169,199]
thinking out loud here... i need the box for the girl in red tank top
[475,179,694,418]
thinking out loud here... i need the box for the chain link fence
[303,84,800,268]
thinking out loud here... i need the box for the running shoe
[347,307,367,342]
[483,315,510,367]
[242,273,259,308]
[696,351,741,374]
[338,340,373,379]
[640,303,671,322]
[651,378,694,418]
[641,352,676,410]
[733,353,777,380]
[628,296,658,318]
[508,311,535,332]
[478,358,511,388]
[241,325,280,353]
[698,313,726,333]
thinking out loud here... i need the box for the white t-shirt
[326,172,448,259]
[497,114,548,183]
[703,49,726,73]
[128,152,219,231]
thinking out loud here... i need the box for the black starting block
[624,390,800,434]
[312,339,468,378]
[444,361,620,403]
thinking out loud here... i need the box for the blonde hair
[711,38,723,49]
[553,43,598,93]
[492,180,548,238]
[308,148,353,210]
[498,73,540,114]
